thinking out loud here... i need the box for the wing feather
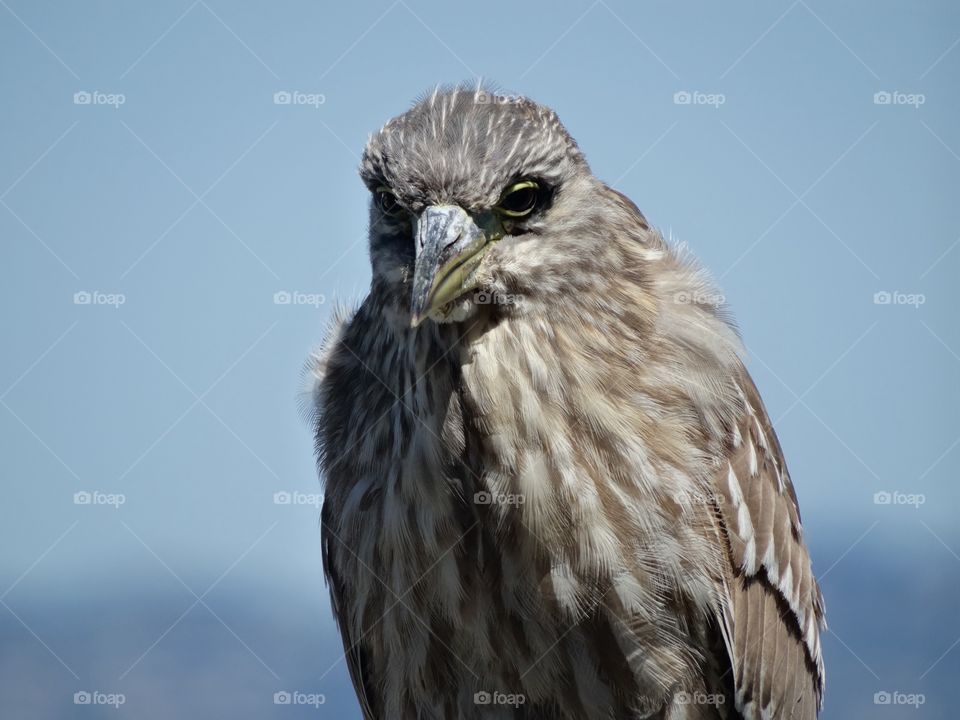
[321,503,378,720]
[712,368,825,719]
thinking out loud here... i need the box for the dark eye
[374,186,404,217]
[496,180,541,217]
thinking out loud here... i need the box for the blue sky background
[1,1,958,717]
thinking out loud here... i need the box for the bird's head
[360,86,620,328]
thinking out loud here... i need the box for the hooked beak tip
[410,204,494,326]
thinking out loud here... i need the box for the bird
[306,85,825,720]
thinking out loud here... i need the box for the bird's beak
[410,205,494,327]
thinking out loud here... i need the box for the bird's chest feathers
[329,315,708,609]
[323,313,730,720]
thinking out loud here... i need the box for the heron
[307,86,825,719]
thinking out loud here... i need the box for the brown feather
[713,370,825,719]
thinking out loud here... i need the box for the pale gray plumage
[307,85,825,719]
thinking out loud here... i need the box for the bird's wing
[712,368,825,719]
[321,502,378,720]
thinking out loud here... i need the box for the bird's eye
[496,180,541,217]
[374,186,404,217]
